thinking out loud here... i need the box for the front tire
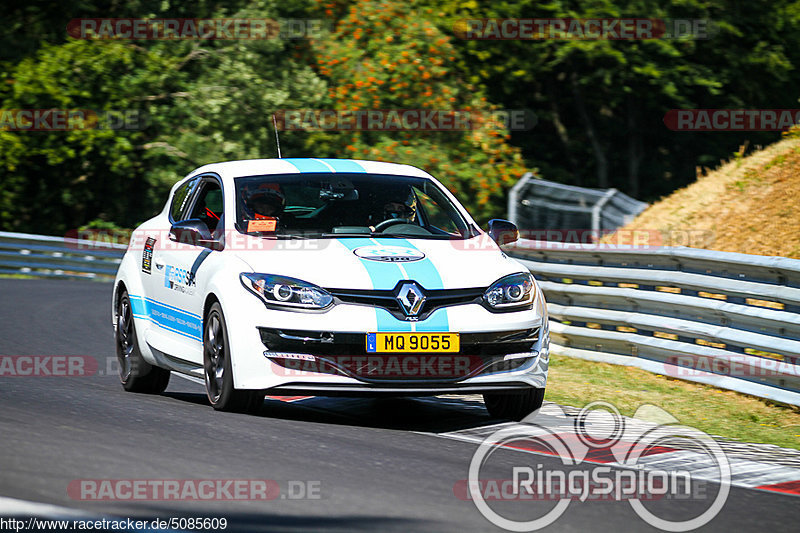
[116,290,170,393]
[203,302,263,413]
[484,388,545,421]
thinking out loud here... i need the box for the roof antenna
[272,113,282,158]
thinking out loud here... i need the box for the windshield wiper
[321,232,409,238]
[374,233,462,240]
[320,232,372,238]
[247,233,310,239]
[321,232,456,239]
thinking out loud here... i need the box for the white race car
[112,158,549,420]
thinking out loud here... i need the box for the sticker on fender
[366,333,459,353]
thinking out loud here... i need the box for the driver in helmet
[369,187,417,231]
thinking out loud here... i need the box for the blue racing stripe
[318,159,366,173]
[376,309,413,332]
[339,238,450,332]
[338,238,403,291]
[282,158,332,173]
[401,255,444,291]
[386,239,449,330]
[368,237,444,290]
[129,295,202,342]
[129,295,147,317]
[339,238,405,332]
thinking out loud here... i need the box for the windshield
[234,173,474,239]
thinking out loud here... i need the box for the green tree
[0,0,327,233]
[308,0,529,221]
[422,0,800,199]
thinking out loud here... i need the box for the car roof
[186,158,434,184]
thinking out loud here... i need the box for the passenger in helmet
[245,185,285,220]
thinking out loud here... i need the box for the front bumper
[223,283,549,393]
[260,327,541,381]
[259,326,549,395]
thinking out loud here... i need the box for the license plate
[366,333,459,353]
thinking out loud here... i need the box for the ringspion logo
[464,402,730,531]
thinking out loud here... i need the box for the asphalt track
[0,278,796,532]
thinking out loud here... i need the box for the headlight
[240,273,333,310]
[483,272,535,310]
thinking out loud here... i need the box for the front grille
[259,327,539,382]
[327,286,484,320]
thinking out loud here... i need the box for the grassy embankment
[549,136,800,449]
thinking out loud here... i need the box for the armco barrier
[508,173,648,233]
[0,231,126,280]
[2,231,798,405]
[505,240,800,406]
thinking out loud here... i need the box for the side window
[188,180,224,232]
[170,178,198,222]
[413,186,460,235]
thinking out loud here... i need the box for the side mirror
[169,219,222,250]
[487,219,519,246]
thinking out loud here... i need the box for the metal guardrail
[0,231,126,280]
[2,230,798,405]
[508,173,648,233]
[506,240,800,406]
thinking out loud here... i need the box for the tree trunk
[627,98,643,197]
[570,72,608,188]
[547,83,581,184]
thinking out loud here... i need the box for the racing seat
[196,188,223,232]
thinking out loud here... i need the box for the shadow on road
[162,390,498,434]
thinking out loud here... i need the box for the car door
[147,175,224,365]
[137,175,198,348]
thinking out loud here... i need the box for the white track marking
[0,496,92,517]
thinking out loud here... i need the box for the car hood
[231,235,525,291]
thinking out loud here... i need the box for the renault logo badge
[396,282,426,317]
